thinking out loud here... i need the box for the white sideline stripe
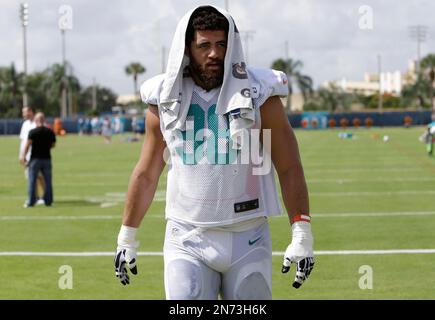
[281,249,435,255]
[2,211,435,221]
[306,177,435,183]
[1,249,435,257]
[0,215,121,221]
[3,189,435,201]
[306,168,425,173]
[0,252,163,257]
[312,211,435,218]
[310,190,435,196]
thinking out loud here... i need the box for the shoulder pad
[139,74,165,105]
[247,67,289,108]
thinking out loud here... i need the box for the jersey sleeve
[247,67,289,108]
[139,74,166,106]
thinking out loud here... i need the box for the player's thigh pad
[222,223,272,300]
[164,256,220,300]
[223,248,272,300]
[164,220,220,300]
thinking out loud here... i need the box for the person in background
[102,116,112,144]
[91,116,100,135]
[78,117,85,136]
[21,112,56,207]
[426,121,435,156]
[18,106,45,206]
[135,116,145,139]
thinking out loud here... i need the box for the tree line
[271,53,435,113]
[1,54,434,118]
[0,62,119,118]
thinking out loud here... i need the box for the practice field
[0,127,434,299]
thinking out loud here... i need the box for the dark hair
[24,105,35,113]
[185,6,229,47]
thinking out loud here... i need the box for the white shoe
[36,199,45,205]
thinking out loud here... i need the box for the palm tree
[125,62,146,99]
[401,74,430,109]
[317,84,341,112]
[0,63,23,117]
[271,58,313,112]
[420,54,435,72]
[421,54,435,114]
[78,86,118,113]
[42,63,80,116]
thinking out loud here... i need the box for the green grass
[0,127,434,299]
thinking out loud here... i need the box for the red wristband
[290,214,311,224]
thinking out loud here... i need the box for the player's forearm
[278,165,310,221]
[122,166,160,228]
[23,141,31,159]
[19,143,26,160]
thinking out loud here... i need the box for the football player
[114,5,314,299]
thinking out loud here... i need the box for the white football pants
[163,219,272,300]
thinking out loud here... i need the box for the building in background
[324,60,418,97]
[116,94,139,105]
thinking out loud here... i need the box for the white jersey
[19,119,36,162]
[141,67,287,227]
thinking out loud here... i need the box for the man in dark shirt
[20,112,56,207]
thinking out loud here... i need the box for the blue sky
[1,0,434,95]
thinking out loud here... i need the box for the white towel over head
[159,5,255,149]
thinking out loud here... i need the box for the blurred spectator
[91,116,100,135]
[78,117,85,135]
[426,121,435,156]
[114,116,122,134]
[132,115,145,139]
[102,117,112,144]
[85,117,93,135]
[19,106,45,206]
[21,113,56,207]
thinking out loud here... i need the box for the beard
[189,59,224,91]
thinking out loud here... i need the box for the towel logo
[241,88,251,98]
[232,62,248,79]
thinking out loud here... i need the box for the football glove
[114,225,139,285]
[281,220,315,288]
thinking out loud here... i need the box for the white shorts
[163,218,272,300]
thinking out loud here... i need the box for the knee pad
[236,272,271,300]
[166,259,202,300]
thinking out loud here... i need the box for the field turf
[0,127,434,299]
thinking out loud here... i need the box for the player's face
[189,30,227,91]
[22,107,33,120]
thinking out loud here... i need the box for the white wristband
[289,221,314,258]
[117,225,138,247]
[291,221,313,240]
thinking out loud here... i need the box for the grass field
[0,126,434,300]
